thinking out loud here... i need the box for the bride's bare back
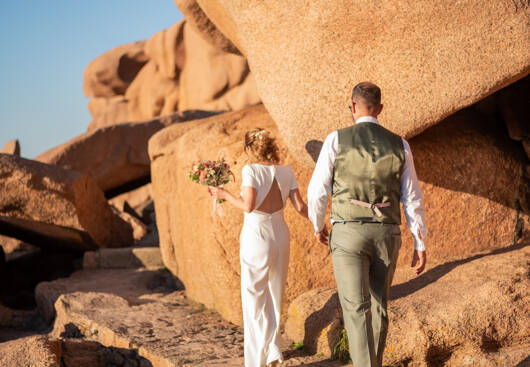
[256,178,284,214]
[234,163,306,217]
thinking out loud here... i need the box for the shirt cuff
[312,220,324,234]
[412,233,426,251]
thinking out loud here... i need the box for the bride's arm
[208,186,257,213]
[289,188,308,218]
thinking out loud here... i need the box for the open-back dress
[239,164,298,367]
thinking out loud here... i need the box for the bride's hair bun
[244,128,280,163]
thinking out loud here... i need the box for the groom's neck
[353,112,378,122]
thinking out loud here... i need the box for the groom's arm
[400,139,427,274]
[308,131,338,234]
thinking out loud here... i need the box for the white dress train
[240,164,298,367]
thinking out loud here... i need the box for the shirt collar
[355,116,379,125]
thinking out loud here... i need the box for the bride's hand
[208,187,227,200]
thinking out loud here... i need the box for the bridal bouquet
[189,159,234,215]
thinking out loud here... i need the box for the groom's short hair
[351,82,381,110]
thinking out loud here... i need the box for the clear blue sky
[0,1,183,159]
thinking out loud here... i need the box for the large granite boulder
[83,41,148,99]
[36,111,216,194]
[124,60,181,123]
[36,120,165,193]
[173,0,240,55]
[175,0,530,167]
[174,18,258,112]
[148,104,528,325]
[144,21,186,80]
[86,20,260,128]
[284,245,530,366]
[125,20,259,122]
[86,96,129,131]
[0,154,133,251]
[0,335,61,367]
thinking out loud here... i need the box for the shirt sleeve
[289,166,298,190]
[307,131,338,233]
[241,165,257,188]
[400,139,428,251]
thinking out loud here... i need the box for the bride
[208,128,308,367]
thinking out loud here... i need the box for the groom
[308,82,427,367]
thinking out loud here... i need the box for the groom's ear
[376,103,384,115]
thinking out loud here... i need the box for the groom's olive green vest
[331,122,405,224]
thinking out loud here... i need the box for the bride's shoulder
[277,164,295,174]
[241,164,256,174]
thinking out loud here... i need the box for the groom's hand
[315,227,329,246]
[411,250,426,275]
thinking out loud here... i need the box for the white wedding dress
[240,164,298,367]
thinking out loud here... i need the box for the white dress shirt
[307,116,427,251]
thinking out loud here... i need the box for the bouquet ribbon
[212,185,225,218]
[212,185,224,217]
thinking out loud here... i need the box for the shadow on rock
[303,292,341,354]
[60,338,154,367]
[516,355,530,367]
[305,140,324,163]
[389,242,528,300]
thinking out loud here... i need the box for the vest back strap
[350,199,391,217]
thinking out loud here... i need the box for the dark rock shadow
[0,217,96,252]
[302,292,341,354]
[515,355,530,367]
[60,322,84,339]
[105,174,151,199]
[425,344,454,367]
[305,140,324,163]
[0,248,81,309]
[389,242,528,300]
[60,337,154,367]
[407,76,529,215]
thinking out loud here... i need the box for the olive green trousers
[330,222,401,367]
